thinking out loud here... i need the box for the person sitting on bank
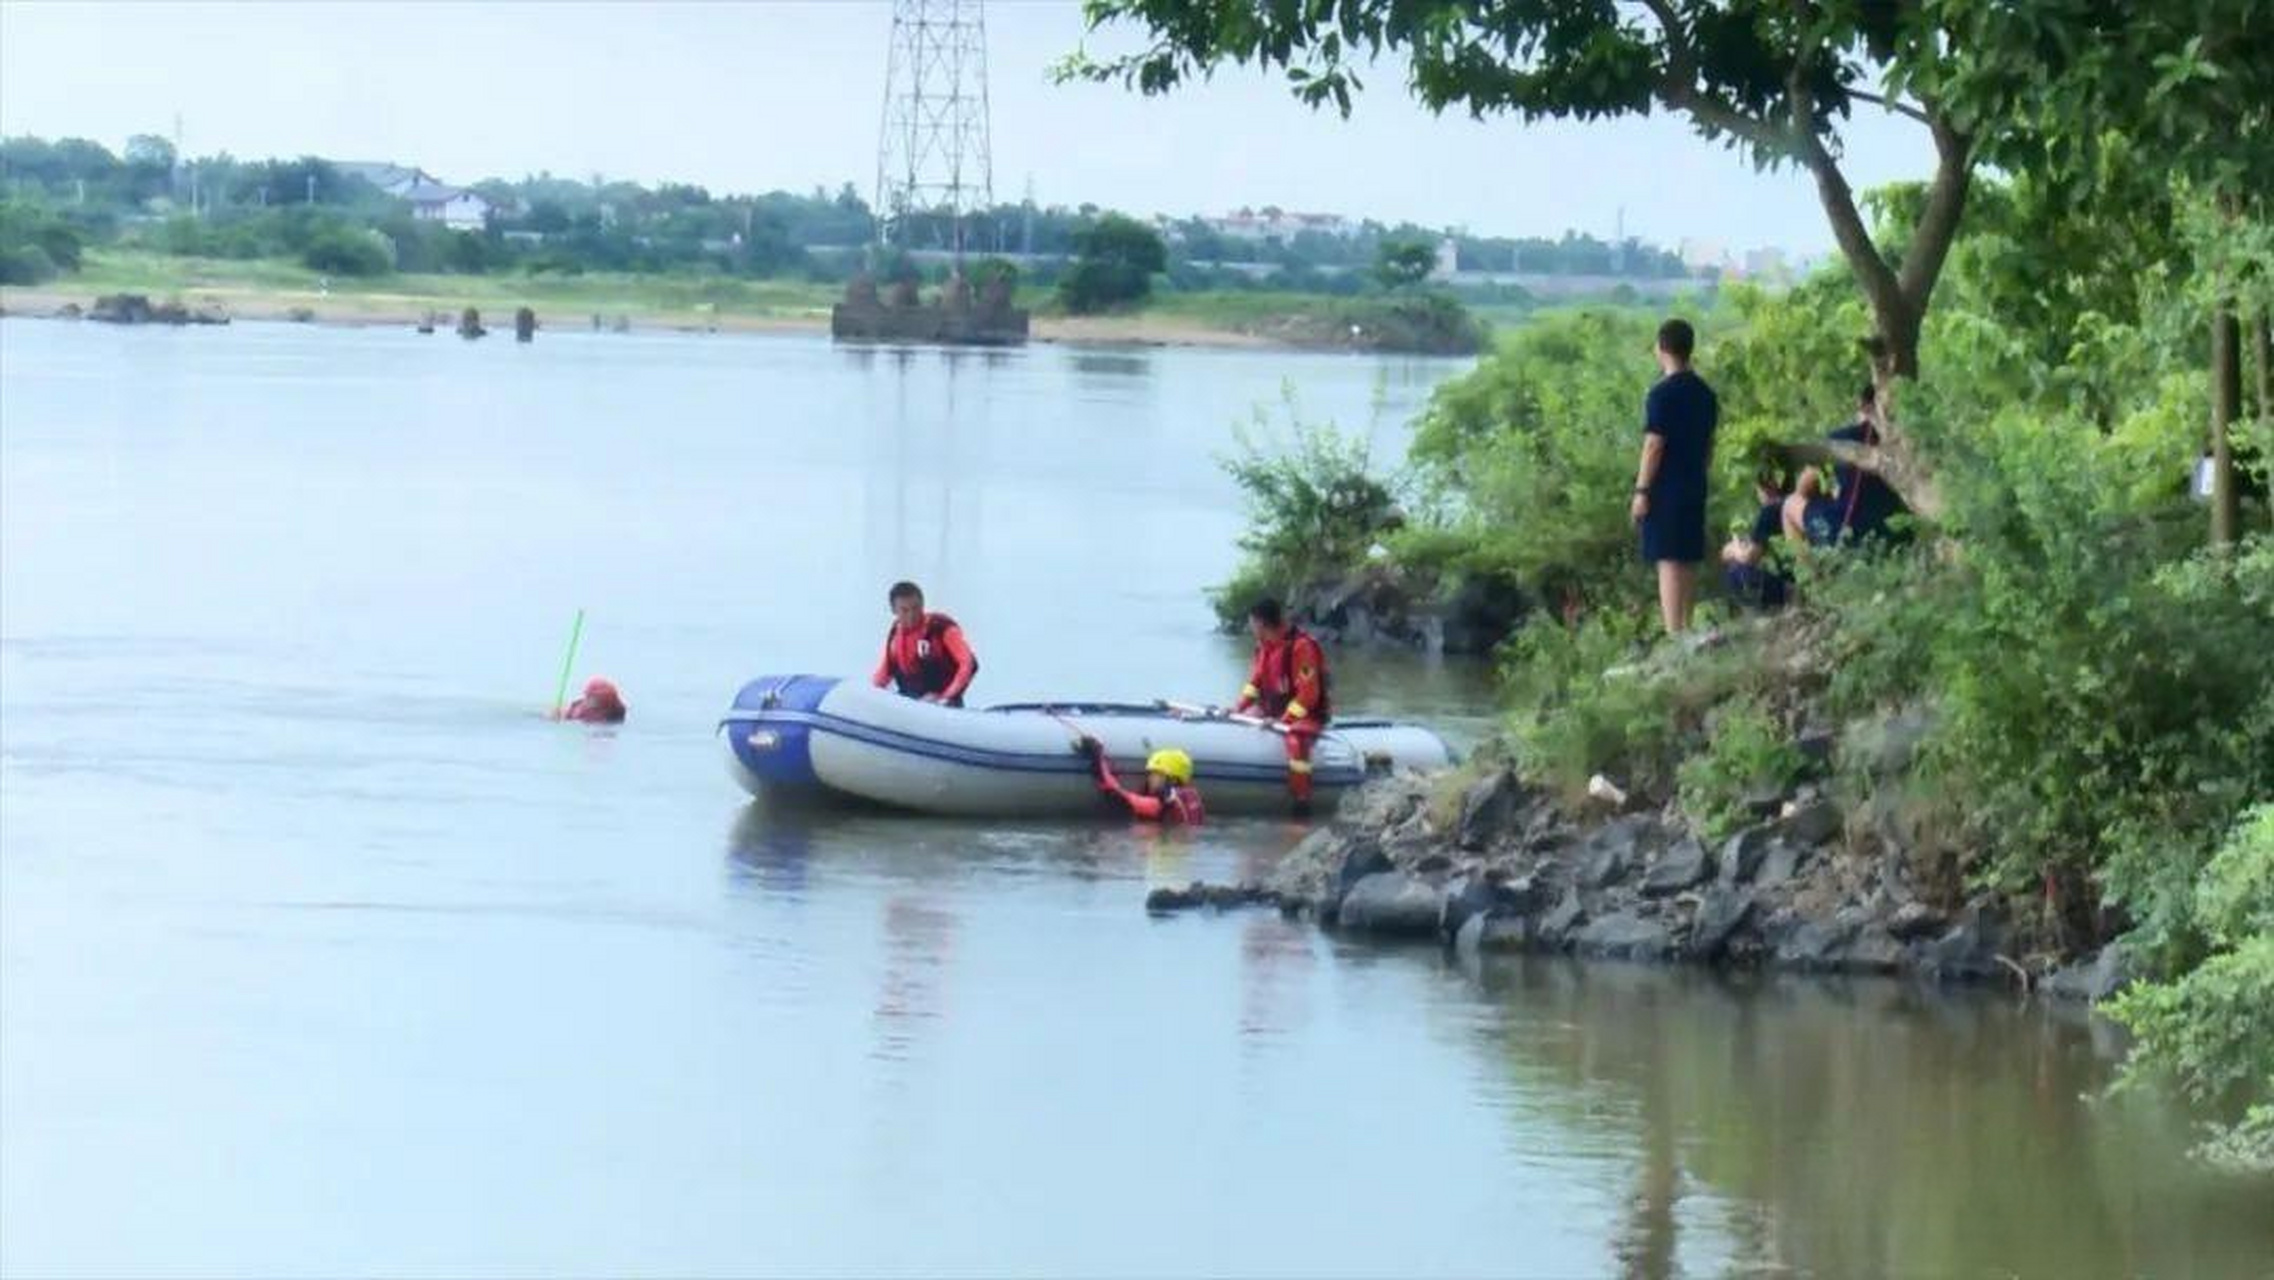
[1232,597,1330,814]
[1722,467,1793,610]
[1829,383,1910,544]
[871,580,978,706]
[559,676,627,723]
[1078,737,1205,824]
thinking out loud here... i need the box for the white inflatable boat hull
[719,676,1451,817]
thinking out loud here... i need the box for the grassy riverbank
[2,250,1489,351]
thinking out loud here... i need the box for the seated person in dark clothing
[1825,384,1911,545]
[1722,468,1793,609]
[1781,465,1844,548]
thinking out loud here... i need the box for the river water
[1,320,2266,1277]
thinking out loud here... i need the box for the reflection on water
[1465,960,2274,1279]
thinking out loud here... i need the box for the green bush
[302,228,391,276]
[1679,698,1807,840]
[0,200,83,281]
[1401,308,1666,611]
[1211,395,1401,625]
[2108,806,2274,1172]
[1059,214,1165,314]
[0,244,58,285]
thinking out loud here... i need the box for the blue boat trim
[721,705,1362,788]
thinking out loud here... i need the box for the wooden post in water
[515,307,537,343]
[458,307,485,339]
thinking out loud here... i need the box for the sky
[0,0,1936,253]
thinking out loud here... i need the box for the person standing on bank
[1630,318,1720,634]
[871,580,978,706]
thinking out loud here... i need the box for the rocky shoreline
[1153,768,2133,1003]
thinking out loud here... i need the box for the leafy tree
[1058,212,1166,313]
[1061,0,2246,514]
[301,226,391,276]
[1374,235,1437,290]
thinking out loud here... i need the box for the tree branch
[1896,113,1974,311]
[1846,89,1932,126]
[1640,0,1789,154]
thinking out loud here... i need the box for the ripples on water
[2,320,2267,1277]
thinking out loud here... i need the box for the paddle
[1158,698,1289,736]
[550,607,586,719]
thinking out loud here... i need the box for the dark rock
[1334,838,1393,903]
[1916,905,2008,982]
[1573,912,1674,960]
[87,293,227,326]
[1337,776,1427,834]
[1146,884,1204,913]
[1740,784,1789,818]
[1199,882,1276,910]
[1775,918,1856,970]
[1688,886,1755,960]
[1456,768,1528,850]
[1539,889,1587,941]
[1840,926,1907,974]
[1887,901,1945,941]
[1578,818,1654,889]
[1718,828,1774,885]
[1779,798,1843,847]
[1411,852,1454,874]
[2044,942,2136,1003]
[1641,836,1714,896]
[1755,840,1808,887]
[1440,873,1543,942]
[1429,572,1528,657]
[1795,725,1838,771]
[1336,872,1447,937]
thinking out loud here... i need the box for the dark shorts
[1639,495,1707,564]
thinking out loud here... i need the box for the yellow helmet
[1145,747,1194,785]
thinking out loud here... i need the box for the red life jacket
[885,613,973,702]
[1162,784,1205,825]
[1253,627,1331,721]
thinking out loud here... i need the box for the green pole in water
[551,608,586,717]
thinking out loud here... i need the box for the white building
[336,160,492,231]
[1206,208,1359,242]
[403,181,492,232]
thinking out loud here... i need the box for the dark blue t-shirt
[1829,420,1906,537]
[1644,370,1718,501]
[1750,500,1783,546]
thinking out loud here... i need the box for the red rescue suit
[563,677,626,723]
[1234,626,1329,805]
[872,612,978,706]
[1088,748,1205,825]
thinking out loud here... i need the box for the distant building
[335,161,434,197]
[1740,247,1792,282]
[1206,207,1359,242]
[1679,236,1732,275]
[403,181,492,231]
[1430,237,1459,284]
[334,160,491,231]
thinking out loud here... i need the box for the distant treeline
[0,133,1693,291]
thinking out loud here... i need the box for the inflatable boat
[720,675,1452,816]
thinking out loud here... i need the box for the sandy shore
[1,284,1290,350]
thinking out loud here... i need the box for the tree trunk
[2258,310,2272,533]
[2210,303,2241,547]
